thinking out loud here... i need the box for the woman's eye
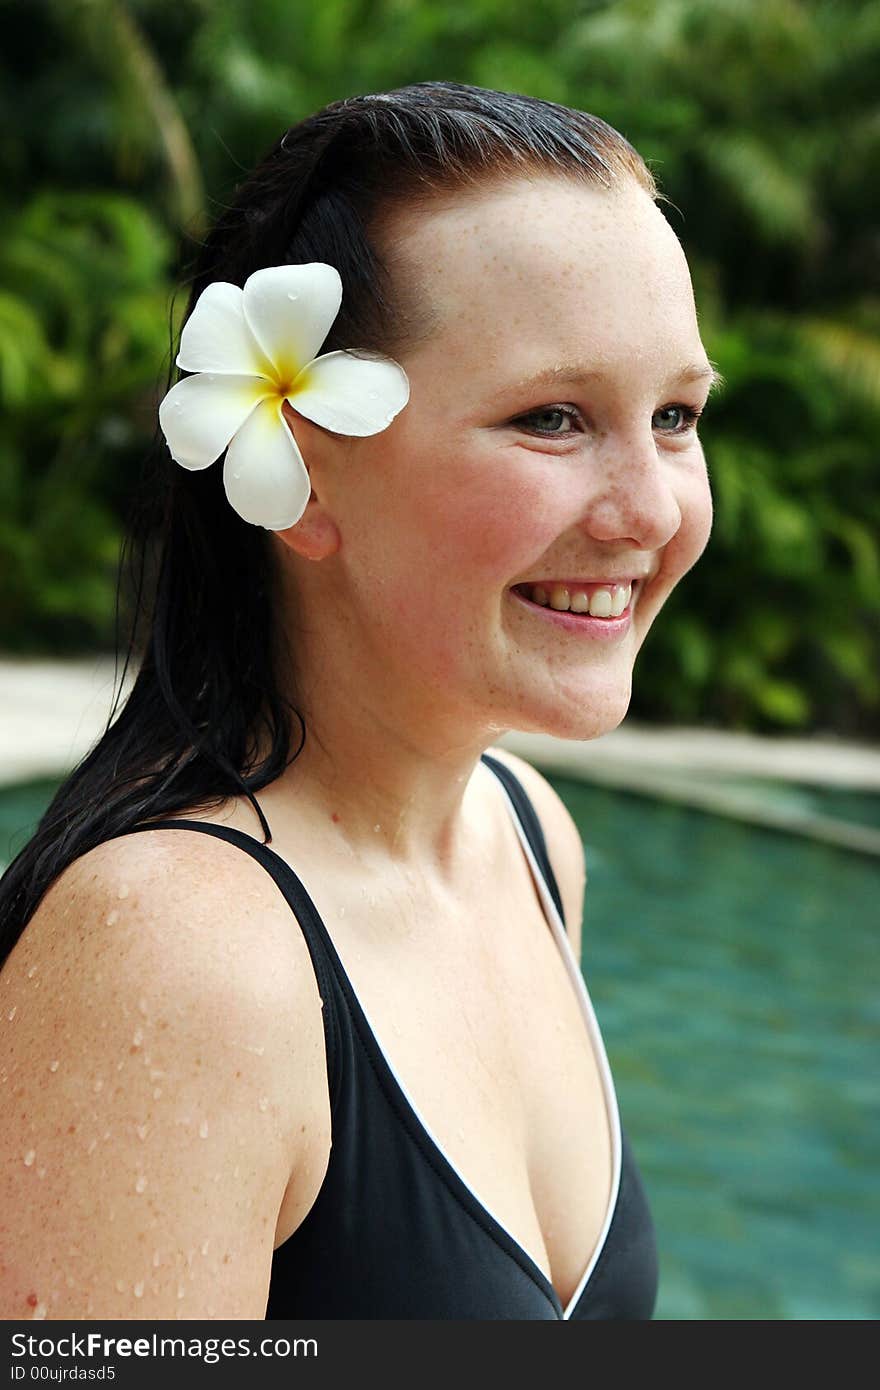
[514,405,580,436]
[653,403,700,433]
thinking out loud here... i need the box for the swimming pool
[2,772,877,1320]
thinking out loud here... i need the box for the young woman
[0,82,719,1320]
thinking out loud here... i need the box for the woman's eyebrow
[493,360,726,399]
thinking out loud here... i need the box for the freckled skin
[2,179,715,1317]
[272,173,713,865]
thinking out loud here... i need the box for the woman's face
[288,173,715,744]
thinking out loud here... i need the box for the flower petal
[158,373,273,469]
[176,282,274,378]
[242,264,342,382]
[288,350,411,436]
[223,397,312,530]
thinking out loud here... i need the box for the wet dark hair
[0,81,660,970]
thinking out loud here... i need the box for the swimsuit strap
[105,814,343,1103]
[479,752,566,928]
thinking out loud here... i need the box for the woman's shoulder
[484,745,586,958]
[13,822,328,1096]
[0,822,330,1317]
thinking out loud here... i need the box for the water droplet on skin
[318,998,324,1010]
[177,1285,186,1300]
[149,1068,164,1082]
[152,1250,161,1268]
[7,1006,17,1021]
[135,1175,147,1194]
[132,1028,144,1048]
[87,1138,98,1155]
[138,998,149,1017]
[258,1096,268,1112]
[201,1239,210,1256]
[115,1279,125,1293]
[338,905,346,916]
[37,1166,47,1179]
[106,909,119,926]
[27,966,37,979]
[93,1079,104,1093]
[32,1302,46,1320]
[199,1120,209,1139]
[232,471,241,479]
[23,1149,35,1167]
[152,1087,162,1100]
[133,1281,144,1298]
[373,823,381,832]
[118,884,129,900]
[135,1124,149,1141]
[287,292,299,301]
[49,1061,59,1072]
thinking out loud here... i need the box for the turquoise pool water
[2,773,878,1320]
[553,773,878,1321]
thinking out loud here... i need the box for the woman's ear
[275,496,341,560]
[274,405,342,560]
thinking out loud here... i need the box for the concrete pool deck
[2,654,880,853]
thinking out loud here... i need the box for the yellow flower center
[269,359,312,401]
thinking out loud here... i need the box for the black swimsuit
[113,752,658,1319]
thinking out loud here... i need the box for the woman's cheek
[677,463,714,576]
[643,465,713,621]
[418,447,567,578]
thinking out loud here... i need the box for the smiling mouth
[511,579,637,618]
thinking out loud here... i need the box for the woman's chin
[513,681,633,742]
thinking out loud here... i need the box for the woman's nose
[578,433,683,550]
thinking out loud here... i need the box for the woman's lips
[508,582,635,637]
[512,578,637,619]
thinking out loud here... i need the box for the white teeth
[588,589,613,618]
[610,584,631,617]
[525,581,633,617]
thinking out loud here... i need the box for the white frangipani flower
[158,263,410,530]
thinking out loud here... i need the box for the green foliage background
[1,0,878,734]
